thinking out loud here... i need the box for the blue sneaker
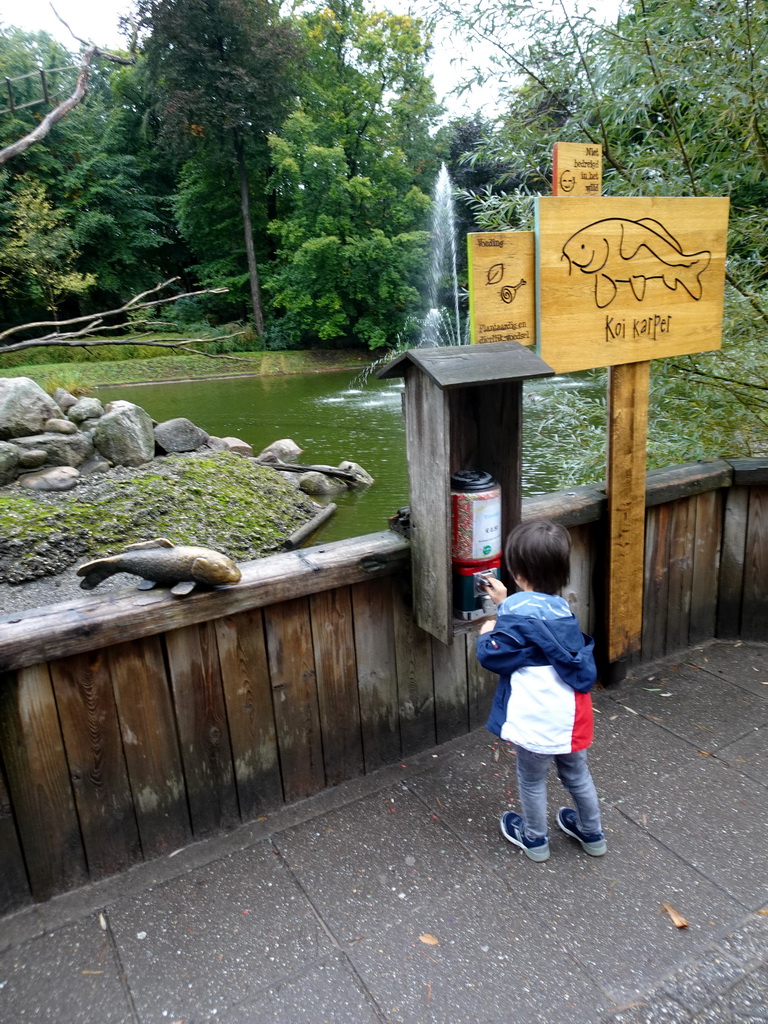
[499,812,550,862]
[557,807,607,856]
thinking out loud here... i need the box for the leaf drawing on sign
[561,218,712,309]
[486,263,505,285]
[500,279,526,304]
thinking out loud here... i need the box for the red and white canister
[450,470,502,566]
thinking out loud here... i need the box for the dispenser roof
[376,342,555,389]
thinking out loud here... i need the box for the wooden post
[606,361,650,663]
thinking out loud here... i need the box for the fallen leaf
[81,970,105,975]
[419,933,440,946]
[98,913,107,931]
[661,902,688,928]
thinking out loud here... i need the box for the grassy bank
[0,349,375,393]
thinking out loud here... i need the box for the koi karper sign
[536,196,730,373]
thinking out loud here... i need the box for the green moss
[0,452,322,584]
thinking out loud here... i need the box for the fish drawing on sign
[561,218,712,309]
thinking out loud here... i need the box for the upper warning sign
[552,142,602,197]
[468,231,536,346]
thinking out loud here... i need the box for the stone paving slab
[0,916,133,1024]
[274,783,488,944]
[683,641,768,697]
[715,724,768,788]
[104,844,332,1024]
[343,874,609,1024]
[611,661,768,753]
[614,752,768,907]
[214,954,383,1024]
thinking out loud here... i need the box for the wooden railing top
[2,458,764,675]
[0,531,409,674]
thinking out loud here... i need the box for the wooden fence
[1,458,766,915]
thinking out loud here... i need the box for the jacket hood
[487,612,596,693]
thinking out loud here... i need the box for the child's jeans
[515,746,602,840]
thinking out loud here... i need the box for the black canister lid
[450,469,497,493]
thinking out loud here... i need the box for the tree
[138,0,302,336]
[433,0,768,465]
[0,177,96,318]
[265,1,441,349]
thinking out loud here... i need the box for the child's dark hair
[505,519,570,594]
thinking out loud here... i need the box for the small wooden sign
[467,232,536,346]
[553,142,602,197]
[536,196,730,373]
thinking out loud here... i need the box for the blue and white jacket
[476,592,597,755]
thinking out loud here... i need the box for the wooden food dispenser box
[377,343,554,645]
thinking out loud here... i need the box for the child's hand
[481,576,507,605]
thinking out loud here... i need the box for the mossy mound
[0,451,321,584]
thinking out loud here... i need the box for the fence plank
[742,486,768,640]
[716,486,749,639]
[309,588,364,787]
[432,635,469,744]
[49,651,142,879]
[0,665,87,900]
[216,610,283,818]
[566,523,595,635]
[392,573,435,757]
[352,576,400,771]
[641,503,671,662]
[689,489,722,644]
[264,598,325,802]
[166,622,239,836]
[666,496,696,656]
[0,757,32,914]
[108,635,192,856]
[467,631,497,731]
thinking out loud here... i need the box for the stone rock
[79,453,112,476]
[93,401,155,467]
[258,438,303,462]
[44,418,79,435]
[18,466,80,491]
[0,377,62,440]
[299,471,347,496]
[154,417,210,454]
[219,436,253,456]
[68,397,105,423]
[0,441,20,485]
[205,436,229,451]
[11,431,94,468]
[53,387,78,413]
[338,460,374,488]
[18,449,49,469]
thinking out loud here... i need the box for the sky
[0,0,624,118]
[0,0,501,116]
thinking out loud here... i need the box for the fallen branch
[0,279,254,358]
[256,459,358,483]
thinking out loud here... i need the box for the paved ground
[1,639,766,1023]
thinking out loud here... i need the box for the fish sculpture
[77,538,242,596]
[561,218,712,309]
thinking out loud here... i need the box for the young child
[476,519,606,863]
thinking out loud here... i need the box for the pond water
[96,369,588,544]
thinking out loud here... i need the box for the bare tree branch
[0,280,252,359]
[0,7,135,166]
[0,280,228,344]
